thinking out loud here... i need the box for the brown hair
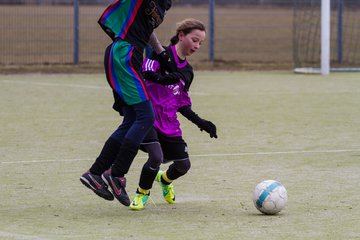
[170,18,206,45]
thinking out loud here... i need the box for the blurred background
[0,0,359,72]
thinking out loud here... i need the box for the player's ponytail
[170,18,206,45]
[170,35,179,45]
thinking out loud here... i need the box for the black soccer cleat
[80,171,114,201]
[101,169,130,206]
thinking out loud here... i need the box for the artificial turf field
[1,71,359,239]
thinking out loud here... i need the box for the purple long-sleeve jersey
[144,45,194,137]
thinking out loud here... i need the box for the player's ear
[178,31,185,41]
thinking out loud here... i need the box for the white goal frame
[294,0,330,75]
[321,0,330,75]
[294,0,360,75]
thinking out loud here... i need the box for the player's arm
[178,106,218,138]
[143,71,183,85]
[148,33,177,72]
[149,32,164,54]
[142,57,181,85]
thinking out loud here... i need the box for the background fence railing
[1,0,358,70]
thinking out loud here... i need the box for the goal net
[293,0,360,74]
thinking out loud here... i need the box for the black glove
[143,71,160,82]
[159,0,172,10]
[198,120,218,138]
[179,106,218,139]
[143,71,181,85]
[158,50,177,73]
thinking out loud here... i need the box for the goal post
[293,0,360,74]
[321,0,330,75]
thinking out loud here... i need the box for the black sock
[139,162,159,190]
[161,175,171,185]
[90,137,121,175]
[165,161,190,181]
[111,138,139,177]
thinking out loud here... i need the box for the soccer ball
[252,180,288,215]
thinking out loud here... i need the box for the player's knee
[148,151,162,167]
[145,143,163,167]
[175,159,191,175]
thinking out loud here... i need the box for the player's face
[178,29,206,58]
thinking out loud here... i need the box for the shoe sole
[80,177,114,201]
[129,205,144,210]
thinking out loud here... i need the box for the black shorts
[141,127,189,163]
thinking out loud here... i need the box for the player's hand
[158,50,177,72]
[143,71,160,82]
[165,0,172,10]
[143,71,180,85]
[199,120,218,138]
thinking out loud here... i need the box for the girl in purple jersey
[129,19,218,210]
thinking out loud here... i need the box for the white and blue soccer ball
[252,180,288,215]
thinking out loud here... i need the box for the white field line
[0,79,107,89]
[0,79,209,96]
[1,149,360,164]
[0,231,48,240]
[3,77,360,95]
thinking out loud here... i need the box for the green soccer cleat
[130,190,150,210]
[155,170,175,204]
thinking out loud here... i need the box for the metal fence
[0,0,298,69]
